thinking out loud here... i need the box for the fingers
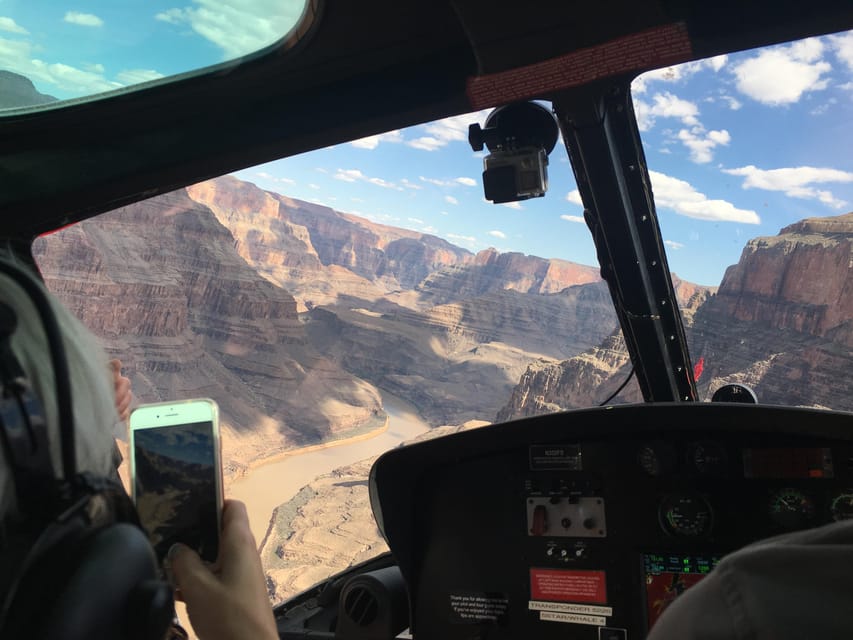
[109,358,134,421]
[218,500,264,585]
[169,543,220,604]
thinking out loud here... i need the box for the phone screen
[132,420,219,562]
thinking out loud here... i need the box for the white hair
[0,266,119,519]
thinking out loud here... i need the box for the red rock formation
[497,212,852,420]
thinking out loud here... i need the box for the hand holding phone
[130,399,223,563]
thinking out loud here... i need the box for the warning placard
[530,568,607,603]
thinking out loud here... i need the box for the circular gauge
[659,493,714,537]
[689,441,728,476]
[768,488,816,529]
[830,491,853,521]
[637,442,677,477]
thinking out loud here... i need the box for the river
[228,390,432,544]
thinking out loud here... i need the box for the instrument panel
[370,403,853,639]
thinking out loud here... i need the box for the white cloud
[501,201,523,210]
[731,37,830,105]
[720,95,742,110]
[561,215,585,223]
[722,165,853,209]
[810,98,837,116]
[635,91,703,132]
[707,55,728,72]
[0,17,28,35]
[334,169,363,183]
[456,177,477,187]
[154,0,303,59]
[488,230,506,239]
[420,176,454,187]
[650,92,700,126]
[406,109,491,151]
[400,178,422,190]
[332,169,400,189]
[115,69,165,84]
[155,8,187,24]
[649,170,760,224]
[350,130,403,149]
[255,171,294,185]
[408,136,443,151]
[566,190,583,205]
[368,177,397,189]
[677,127,731,163]
[839,81,853,91]
[633,62,702,94]
[446,233,477,247]
[664,240,685,250]
[408,217,424,225]
[829,32,853,72]
[633,98,653,131]
[445,195,458,205]
[308,183,320,190]
[632,58,723,94]
[64,11,104,27]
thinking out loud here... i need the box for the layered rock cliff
[34,190,383,477]
[691,213,853,409]
[498,213,853,419]
[417,247,600,306]
[188,177,474,310]
[304,282,616,425]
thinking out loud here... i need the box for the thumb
[168,543,218,601]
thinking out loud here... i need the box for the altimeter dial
[659,493,713,537]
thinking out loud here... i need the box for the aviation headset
[0,259,173,640]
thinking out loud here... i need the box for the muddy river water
[228,390,431,544]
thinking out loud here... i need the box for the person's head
[0,254,173,640]
[0,261,119,520]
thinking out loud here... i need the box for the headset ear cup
[10,523,172,640]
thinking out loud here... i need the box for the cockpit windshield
[27,29,852,631]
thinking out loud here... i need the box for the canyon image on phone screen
[133,420,219,562]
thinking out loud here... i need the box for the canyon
[498,212,853,419]
[35,174,622,474]
[32,174,851,605]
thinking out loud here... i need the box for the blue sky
[1,4,851,286]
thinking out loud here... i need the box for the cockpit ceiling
[1,0,851,237]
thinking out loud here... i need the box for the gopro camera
[469,102,559,204]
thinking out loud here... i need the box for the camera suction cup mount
[468,102,559,154]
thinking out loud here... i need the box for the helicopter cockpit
[1,1,852,639]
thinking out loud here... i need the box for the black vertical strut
[553,81,697,402]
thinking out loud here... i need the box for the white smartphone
[129,398,223,563]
